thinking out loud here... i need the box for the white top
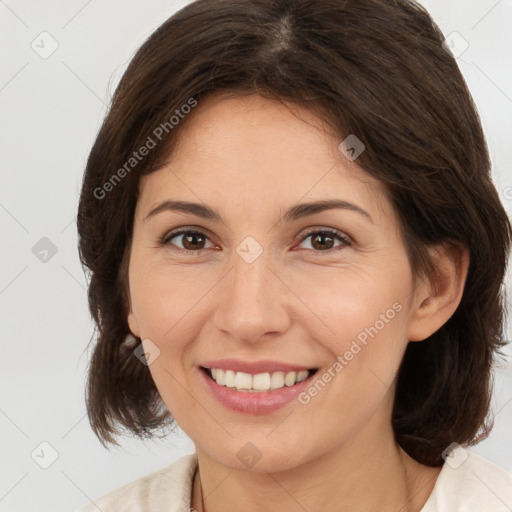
[78,445,512,511]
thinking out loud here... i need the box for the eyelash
[159,228,352,254]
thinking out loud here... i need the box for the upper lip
[201,359,315,375]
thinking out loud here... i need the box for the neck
[192,418,442,512]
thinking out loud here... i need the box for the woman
[77,0,512,510]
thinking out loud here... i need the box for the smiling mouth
[200,367,318,392]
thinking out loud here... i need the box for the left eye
[298,229,351,252]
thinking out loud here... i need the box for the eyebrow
[144,199,373,224]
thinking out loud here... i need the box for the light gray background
[1,1,511,511]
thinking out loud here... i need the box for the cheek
[296,263,410,341]
[297,265,412,396]
[129,261,213,343]
[129,263,208,416]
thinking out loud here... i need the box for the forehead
[136,93,392,223]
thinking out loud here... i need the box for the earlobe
[407,242,470,342]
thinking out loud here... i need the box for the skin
[127,93,469,512]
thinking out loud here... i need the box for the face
[127,93,423,473]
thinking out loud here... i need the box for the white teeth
[208,368,312,391]
[284,371,296,386]
[296,370,309,383]
[215,368,225,386]
[270,371,285,389]
[252,373,271,391]
[225,370,235,388]
[234,371,252,390]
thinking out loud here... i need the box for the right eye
[160,229,215,252]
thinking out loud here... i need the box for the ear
[127,306,141,339]
[408,242,470,342]
[121,244,141,338]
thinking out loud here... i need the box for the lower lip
[200,368,316,414]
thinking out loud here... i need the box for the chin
[198,434,315,474]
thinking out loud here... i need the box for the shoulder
[77,453,198,512]
[421,444,512,512]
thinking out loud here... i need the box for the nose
[212,247,291,345]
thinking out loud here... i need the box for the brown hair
[77,0,511,466]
